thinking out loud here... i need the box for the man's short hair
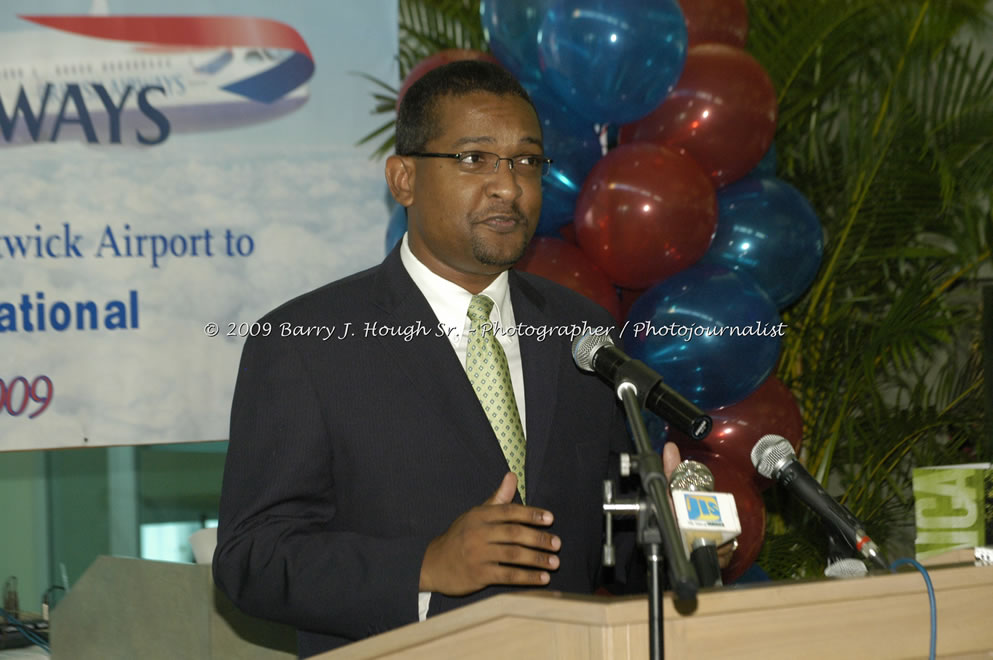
[395,59,537,155]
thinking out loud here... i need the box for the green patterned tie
[466,294,527,503]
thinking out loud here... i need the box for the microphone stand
[605,359,699,660]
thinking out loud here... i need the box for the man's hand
[419,472,561,596]
[716,539,736,569]
[661,442,681,480]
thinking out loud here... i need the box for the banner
[914,463,993,560]
[1,0,397,449]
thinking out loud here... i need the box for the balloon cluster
[387,0,825,583]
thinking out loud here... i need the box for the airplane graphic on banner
[0,13,315,146]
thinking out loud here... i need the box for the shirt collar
[399,232,512,334]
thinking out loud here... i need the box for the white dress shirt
[399,232,528,621]
[399,233,527,431]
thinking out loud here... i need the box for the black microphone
[572,333,712,440]
[750,434,887,569]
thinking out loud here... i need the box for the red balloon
[618,44,778,188]
[516,237,622,321]
[397,49,502,107]
[671,376,803,491]
[675,448,766,583]
[574,143,717,289]
[557,223,578,245]
[676,0,749,48]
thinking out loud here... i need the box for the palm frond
[750,0,992,573]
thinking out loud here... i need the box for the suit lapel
[370,250,510,480]
[509,271,561,505]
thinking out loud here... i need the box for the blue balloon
[702,175,824,309]
[523,80,603,235]
[753,142,777,176]
[525,80,599,149]
[624,264,782,410]
[536,183,578,235]
[642,411,670,454]
[385,204,407,255]
[537,0,688,124]
[480,0,551,86]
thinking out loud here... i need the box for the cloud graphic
[2,142,390,449]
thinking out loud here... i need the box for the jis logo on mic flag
[684,494,723,525]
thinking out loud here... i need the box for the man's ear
[385,155,414,207]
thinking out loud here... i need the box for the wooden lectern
[317,559,993,660]
[49,554,993,658]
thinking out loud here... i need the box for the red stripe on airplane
[18,15,313,60]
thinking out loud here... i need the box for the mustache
[472,205,528,224]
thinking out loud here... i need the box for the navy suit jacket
[213,247,637,657]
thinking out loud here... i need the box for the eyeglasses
[407,151,553,178]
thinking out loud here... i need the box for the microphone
[669,460,741,586]
[823,531,868,578]
[572,333,712,440]
[824,558,869,579]
[751,434,887,570]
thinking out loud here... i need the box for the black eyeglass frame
[405,151,554,177]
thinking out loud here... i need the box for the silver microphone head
[571,332,614,372]
[669,459,715,492]
[750,434,796,479]
[824,558,869,579]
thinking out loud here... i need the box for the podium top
[318,564,993,660]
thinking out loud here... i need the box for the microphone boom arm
[613,370,699,600]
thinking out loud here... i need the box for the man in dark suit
[213,60,668,658]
